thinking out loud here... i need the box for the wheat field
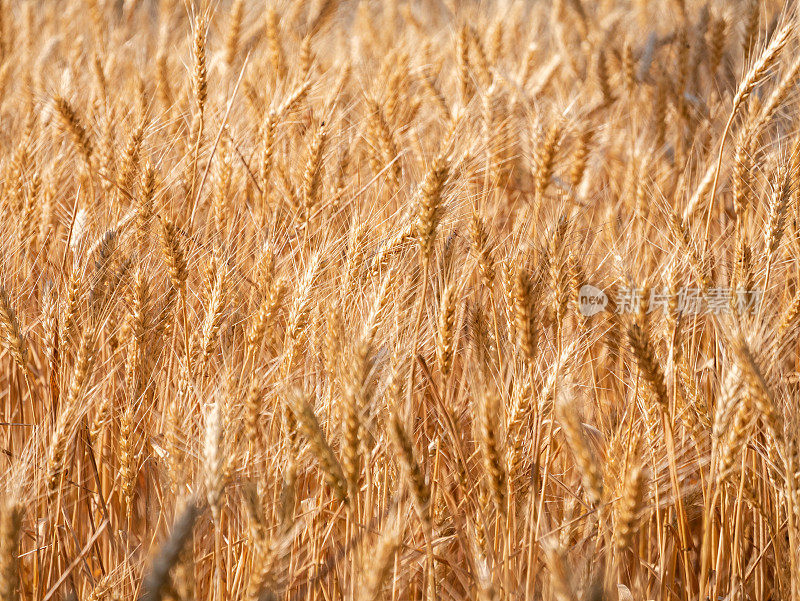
[1,0,800,599]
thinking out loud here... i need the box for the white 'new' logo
[578,285,607,316]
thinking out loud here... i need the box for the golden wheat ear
[140,499,201,601]
[0,498,23,601]
[388,408,430,528]
[0,286,28,375]
[555,383,604,507]
[287,389,350,507]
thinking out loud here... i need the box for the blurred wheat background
[0,0,799,599]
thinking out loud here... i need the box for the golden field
[0,0,798,600]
